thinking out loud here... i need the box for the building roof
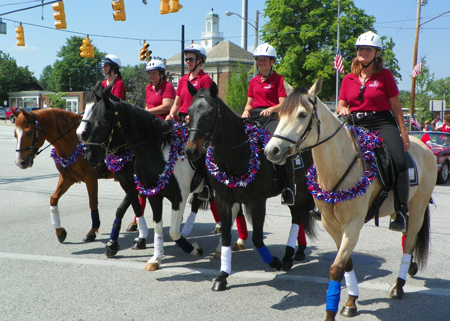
[206,10,219,18]
[166,41,254,66]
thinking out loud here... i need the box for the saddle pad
[406,151,418,186]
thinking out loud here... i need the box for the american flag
[334,48,344,74]
[410,115,421,130]
[411,62,422,78]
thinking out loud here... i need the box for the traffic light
[169,0,183,13]
[80,37,93,58]
[139,42,149,61]
[160,0,169,14]
[16,24,25,46]
[52,1,67,29]
[112,0,126,21]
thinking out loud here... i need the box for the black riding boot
[389,170,410,232]
[281,158,295,206]
[309,206,321,221]
[198,161,212,201]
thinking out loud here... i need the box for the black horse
[84,85,205,271]
[185,82,317,291]
[77,83,148,258]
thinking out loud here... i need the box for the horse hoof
[144,262,160,271]
[105,240,120,258]
[56,228,67,243]
[212,279,227,291]
[340,306,358,317]
[232,242,245,251]
[190,243,203,257]
[126,222,138,232]
[132,238,146,250]
[408,262,418,276]
[214,223,221,234]
[294,250,306,261]
[390,289,404,300]
[281,259,294,271]
[82,233,96,242]
[269,256,282,271]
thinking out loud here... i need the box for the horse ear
[21,108,33,121]
[11,108,20,118]
[187,81,197,96]
[210,82,218,98]
[309,76,323,97]
[102,82,114,102]
[283,80,294,95]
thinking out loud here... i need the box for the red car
[409,131,450,184]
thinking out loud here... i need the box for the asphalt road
[1,122,449,321]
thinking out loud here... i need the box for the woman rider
[100,54,125,100]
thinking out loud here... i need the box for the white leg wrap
[398,253,412,281]
[136,216,148,239]
[287,224,299,249]
[50,206,61,229]
[153,233,164,258]
[344,270,359,297]
[181,212,197,237]
[220,246,232,274]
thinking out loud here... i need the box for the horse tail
[414,204,430,270]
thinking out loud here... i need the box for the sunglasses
[358,85,366,102]
[185,57,196,63]
[357,47,375,53]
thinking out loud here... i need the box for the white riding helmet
[355,31,383,51]
[146,60,165,72]
[101,54,121,68]
[184,43,207,62]
[253,43,277,59]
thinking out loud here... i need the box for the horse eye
[298,111,308,119]
[26,131,32,137]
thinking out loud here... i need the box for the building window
[172,76,179,89]
[207,21,212,32]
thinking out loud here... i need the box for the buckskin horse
[184,82,317,291]
[265,77,436,321]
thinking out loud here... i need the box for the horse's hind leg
[50,175,76,243]
[340,257,359,317]
[83,177,99,242]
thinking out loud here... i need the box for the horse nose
[80,131,89,142]
[271,146,281,156]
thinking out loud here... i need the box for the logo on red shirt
[264,84,273,89]
[369,80,380,88]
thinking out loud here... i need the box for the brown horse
[13,108,113,242]
[265,77,436,321]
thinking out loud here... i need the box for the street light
[226,10,259,77]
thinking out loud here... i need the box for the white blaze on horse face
[76,101,94,139]
[15,127,23,165]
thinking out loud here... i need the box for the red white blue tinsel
[306,125,382,204]
[134,123,187,196]
[105,149,134,172]
[50,143,86,168]
[205,123,271,188]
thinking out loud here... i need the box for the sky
[0,0,449,92]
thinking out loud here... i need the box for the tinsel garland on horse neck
[50,143,86,168]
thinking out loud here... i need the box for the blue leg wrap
[257,245,273,264]
[326,280,341,313]
[110,218,121,241]
[91,209,100,229]
[175,237,194,254]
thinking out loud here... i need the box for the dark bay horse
[184,82,317,291]
[85,87,206,271]
[265,77,436,321]
[13,108,113,243]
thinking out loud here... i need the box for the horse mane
[279,87,310,117]
[34,108,82,137]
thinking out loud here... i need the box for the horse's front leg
[340,257,359,317]
[50,174,76,243]
[214,202,241,260]
[83,176,99,242]
[145,196,164,271]
[212,202,237,291]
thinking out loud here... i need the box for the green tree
[225,62,249,113]
[0,52,35,105]
[38,65,55,91]
[430,77,450,104]
[48,36,105,92]
[47,93,68,109]
[121,63,148,107]
[261,0,400,99]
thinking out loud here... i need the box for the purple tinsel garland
[134,123,187,196]
[205,123,271,188]
[50,143,86,168]
[104,149,134,172]
[306,125,382,204]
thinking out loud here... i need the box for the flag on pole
[410,115,421,130]
[334,48,344,74]
[411,62,422,78]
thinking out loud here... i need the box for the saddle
[365,143,417,226]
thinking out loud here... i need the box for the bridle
[271,96,346,155]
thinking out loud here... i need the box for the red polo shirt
[176,70,213,114]
[338,68,399,112]
[247,71,287,108]
[102,77,125,101]
[145,79,176,119]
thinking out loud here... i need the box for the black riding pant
[250,107,278,135]
[353,110,407,174]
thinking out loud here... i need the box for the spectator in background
[432,114,450,132]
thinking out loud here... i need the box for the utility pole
[241,0,248,50]
[409,0,422,131]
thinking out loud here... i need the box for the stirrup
[309,207,322,221]
[281,188,295,206]
[198,185,210,201]
[389,212,407,232]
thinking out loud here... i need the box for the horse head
[13,108,45,169]
[265,76,324,165]
[185,81,219,162]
